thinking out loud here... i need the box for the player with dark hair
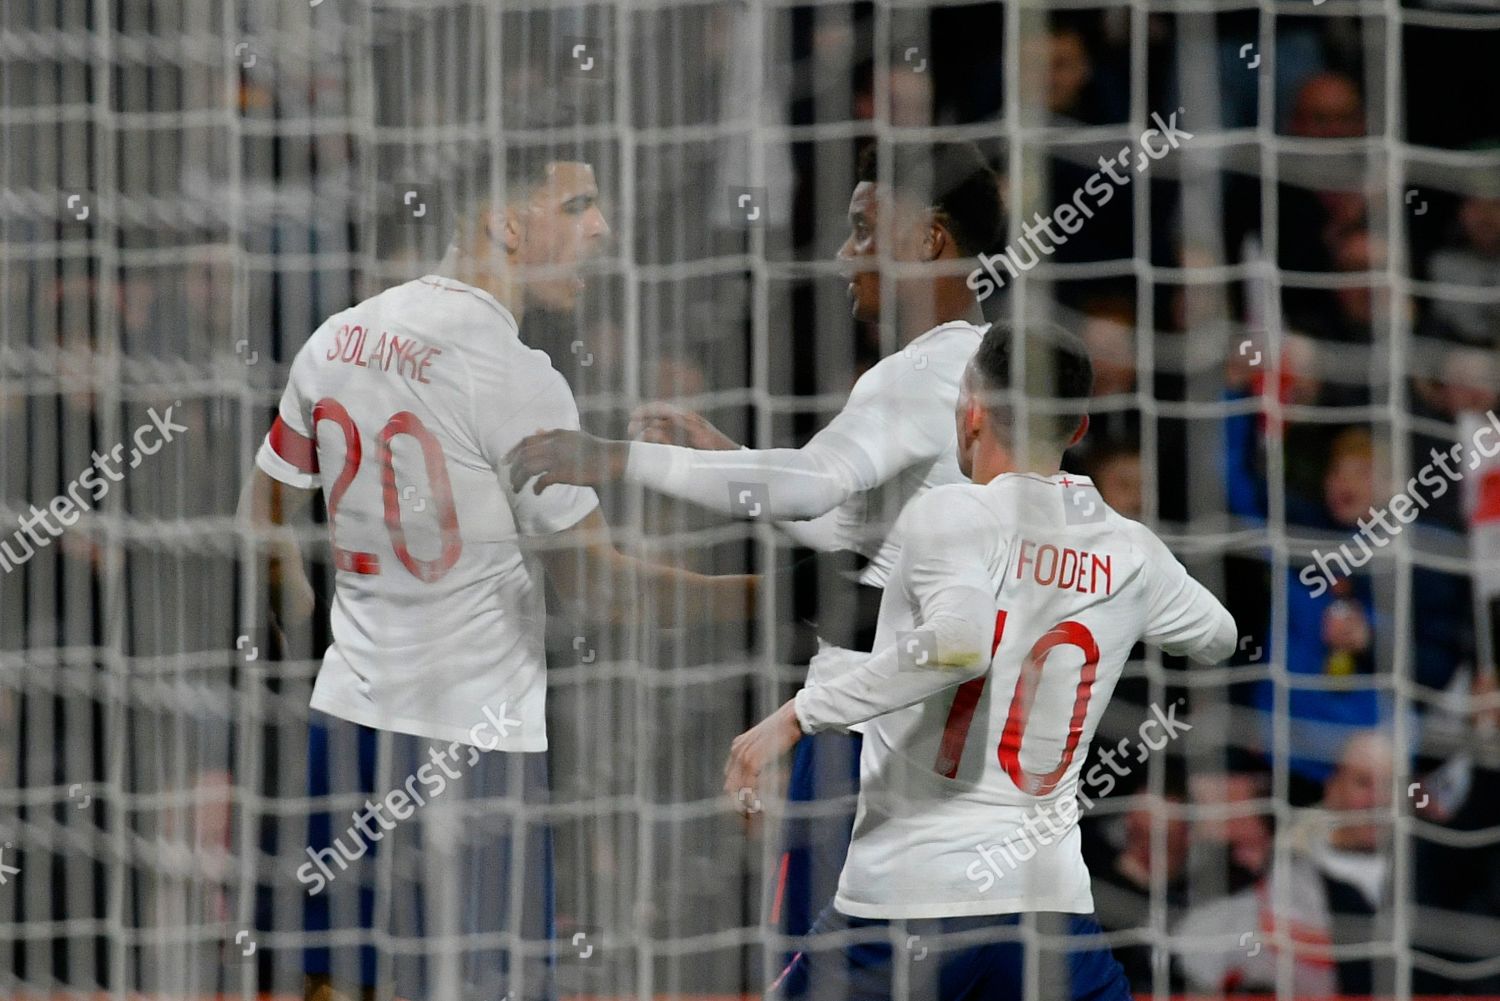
[244,139,754,1001]
[725,323,1236,1000]
[506,141,1004,948]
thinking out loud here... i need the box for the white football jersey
[256,275,598,751]
[809,320,986,589]
[833,472,1235,919]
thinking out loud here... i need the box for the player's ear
[963,395,985,443]
[487,204,522,255]
[923,214,950,261]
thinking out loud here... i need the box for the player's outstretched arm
[529,507,757,627]
[507,427,854,520]
[511,354,957,522]
[238,467,318,628]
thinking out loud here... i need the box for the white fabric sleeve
[804,640,875,735]
[622,354,955,521]
[804,641,870,687]
[476,364,599,536]
[255,338,321,490]
[1138,530,1238,664]
[794,488,998,732]
[775,504,853,552]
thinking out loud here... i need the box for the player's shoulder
[848,320,984,405]
[893,319,986,379]
[899,481,1000,542]
[910,318,987,351]
[399,275,523,345]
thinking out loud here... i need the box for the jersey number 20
[313,398,462,583]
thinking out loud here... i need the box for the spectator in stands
[1215,15,1328,133]
[1288,228,1409,352]
[1253,428,1385,799]
[1410,341,1500,532]
[1189,768,1276,893]
[1427,187,1500,347]
[1086,767,1193,993]
[1078,295,1142,446]
[1019,22,1102,125]
[1223,331,1340,519]
[1239,422,1470,792]
[1277,72,1372,290]
[1017,23,1133,262]
[852,57,934,127]
[1411,671,1500,994]
[1289,71,1365,140]
[1173,731,1394,996]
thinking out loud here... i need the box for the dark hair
[856,142,1003,258]
[441,124,594,232]
[969,320,1094,449]
[449,135,590,220]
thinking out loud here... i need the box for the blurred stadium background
[4,0,1500,998]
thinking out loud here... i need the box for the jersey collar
[905,318,988,350]
[418,274,520,329]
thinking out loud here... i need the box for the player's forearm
[793,614,990,732]
[555,544,757,627]
[623,440,852,520]
[239,468,317,624]
[653,567,758,626]
[616,554,757,626]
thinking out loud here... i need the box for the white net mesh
[4,0,1500,999]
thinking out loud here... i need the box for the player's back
[835,471,1235,919]
[256,275,597,750]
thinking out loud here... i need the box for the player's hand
[628,403,739,450]
[506,429,629,494]
[723,699,803,816]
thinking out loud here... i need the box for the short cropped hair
[969,320,1094,449]
[856,142,1003,258]
[449,136,590,220]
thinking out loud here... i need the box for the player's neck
[969,439,1062,485]
[436,246,526,326]
[894,280,983,346]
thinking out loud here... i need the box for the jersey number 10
[935,610,1100,796]
[313,398,463,583]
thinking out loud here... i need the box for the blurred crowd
[5,2,1500,997]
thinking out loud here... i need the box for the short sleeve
[255,340,321,490]
[476,364,599,536]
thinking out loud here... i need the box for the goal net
[3,0,1500,999]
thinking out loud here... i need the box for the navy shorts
[777,731,863,941]
[770,905,1134,1001]
[301,712,555,1001]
